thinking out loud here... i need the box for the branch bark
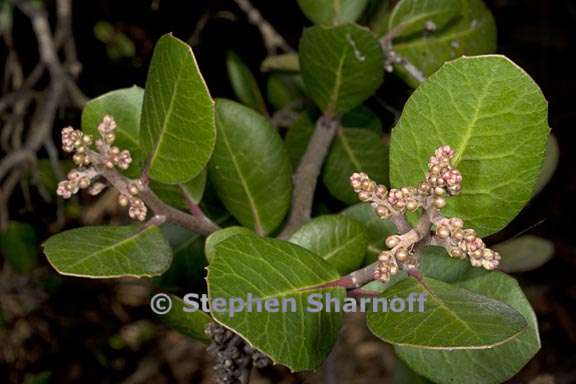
[278,116,339,239]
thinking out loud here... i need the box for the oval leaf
[390,55,550,236]
[367,277,528,349]
[82,86,144,177]
[394,0,496,87]
[324,128,389,204]
[140,34,215,184]
[267,73,304,110]
[226,51,267,115]
[395,271,540,384]
[207,235,345,371]
[204,226,255,263]
[300,24,384,116]
[209,99,292,235]
[389,0,461,38]
[289,215,368,274]
[297,0,368,25]
[261,53,300,72]
[43,226,172,278]
[495,235,554,273]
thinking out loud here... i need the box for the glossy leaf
[284,109,318,168]
[390,55,550,236]
[495,235,554,273]
[367,277,528,349]
[226,51,267,115]
[160,295,211,342]
[297,0,369,25]
[43,226,172,278]
[324,129,389,204]
[300,24,384,116]
[82,86,144,177]
[204,226,255,263]
[0,221,38,273]
[208,235,345,371]
[395,271,540,384]
[394,0,497,87]
[389,0,461,38]
[209,99,292,235]
[289,215,368,274]
[341,203,397,264]
[140,34,215,184]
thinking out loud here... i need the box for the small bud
[376,205,389,218]
[78,177,91,189]
[385,235,400,248]
[128,184,139,195]
[73,153,84,165]
[82,135,93,145]
[433,196,446,209]
[105,160,115,169]
[395,248,409,262]
[406,200,418,211]
[358,191,371,201]
[105,133,116,144]
[118,194,129,207]
[434,187,445,196]
[449,248,464,259]
[436,225,450,239]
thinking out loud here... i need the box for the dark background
[1,0,575,383]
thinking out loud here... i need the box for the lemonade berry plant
[43,0,551,383]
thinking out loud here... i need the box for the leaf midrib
[216,113,264,235]
[147,57,186,169]
[62,228,151,270]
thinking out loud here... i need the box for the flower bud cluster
[57,115,147,221]
[350,173,422,219]
[425,145,462,196]
[435,217,501,270]
[207,323,270,383]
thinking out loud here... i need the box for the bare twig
[381,39,426,84]
[232,0,294,54]
[278,116,339,239]
[99,169,220,236]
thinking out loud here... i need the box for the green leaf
[341,203,396,264]
[393,0,497,87]
[324,128,389,204]
[267,74,304,110]
[367,277,528,349]
[390,55,550,237]
[205,226,255,263]
[289,215,368,274]
[150,169,207,210]
[297,0,369,25]
[341,104,382,134]
[395,271,540,384]
[300,24,384,116]
[82,86,144,177]
[369,0,393,37]
[43,226,172,278]
[534,134,559,195]
[226,51,267,115]
[209,99,292,235]
[159,295,211,342]
[495,235,554,273]
[207,235,345,371]
[261,53,300,72]
[0,221,38,273]
[389,0,461,38]
[420,246,472,283]
[140,34,215,184]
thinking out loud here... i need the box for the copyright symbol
[150,293,172,315]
